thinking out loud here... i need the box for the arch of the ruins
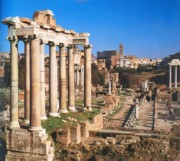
[2,10,92,131]
[169,59,180,88]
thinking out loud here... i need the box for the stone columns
[175,65,177,88]
[9,36,20,129]
[80,66,84,86]
[40,41,47,120]
[49,42,58,117]
[76,68,80,85]
[68,45,76,111]
[24,38,30,124]
[29,35,42,131]
[59,43,68,113]
[84,45,92,111]
[169,65,172,88]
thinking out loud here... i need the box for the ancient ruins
[169,59,180,88]
[2,10,92,160]
[1,9,180,161]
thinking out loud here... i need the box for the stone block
[5,128,54,161]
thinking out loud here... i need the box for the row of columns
[9,35,92,131]
[75,67,84,86]
[169,65,179,88]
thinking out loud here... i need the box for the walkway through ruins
[156,102,180,132]
[135,102,154,130]
[105,96,134,128]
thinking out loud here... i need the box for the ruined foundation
[6,128,54,161]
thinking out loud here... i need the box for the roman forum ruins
[2,10,92,160]
[169,59,180,88]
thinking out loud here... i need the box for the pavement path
[135,102,154,130]
[156,101,180,132]
[105,96,134,128]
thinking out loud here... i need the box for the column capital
[23,36,31,43]
[67,44,75,49]
[84,44,92,49]
[59,43,65,48]
[8,36,18,42]
[28,34,39,40]
[40,39,45,45]
[48,41,55,47]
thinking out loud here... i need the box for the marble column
[175,65,177,88]
[68,45,76,111]
[84,45,92,111]
[9,36,20,129]
[80,66,84,86]
[49,41,58,116]
[59,43,68,113]
[76,68,80,85]
[29,35,42,131]
[169,65,172,88]
[24,38,30,124]
[74,68,77,85]
[40,41,47,120]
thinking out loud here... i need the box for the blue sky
[0,0,180,58]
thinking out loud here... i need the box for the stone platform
[6,128,54,161]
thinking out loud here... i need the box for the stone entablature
[2,10,89,46]
[2,10,93,161]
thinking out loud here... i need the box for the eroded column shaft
[68,45,75,111]
[49,42,58,116]
[40,42,47,119]
[24,40,30,124]
[84,45,92,110]
[9,36,20,129]
[169,65,172,88]
[59,44,68,113]
[29,37,42,131]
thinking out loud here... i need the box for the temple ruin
[2,10,92,160]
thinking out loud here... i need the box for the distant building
[97,50,119,68]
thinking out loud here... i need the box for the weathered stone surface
[6,129,54,161]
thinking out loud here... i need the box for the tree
[4,62,11,87]
[120,72,139,89]
[18,58,25,90]
[91,63,105,86]
[3,57,25,90]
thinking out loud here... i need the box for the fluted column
[40,41,47,120]
[59,43,68,113]
[68,45,76,111]
[9,36,20,129]
[49,41,59,116]
[169,65,172,88]
[29,35,42,131]
[24,38,30,124]
[175,65,177,88]
[84,45,92,111]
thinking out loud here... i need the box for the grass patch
[42,108,101,134]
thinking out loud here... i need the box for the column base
[23,119,30,125]
[84,107,92,112]
[9,121,20,129]
[68,106,77,112]
[41,115,48,120]
[49,112,60,117]
[29,126,42,131]
[59,109,68,113]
